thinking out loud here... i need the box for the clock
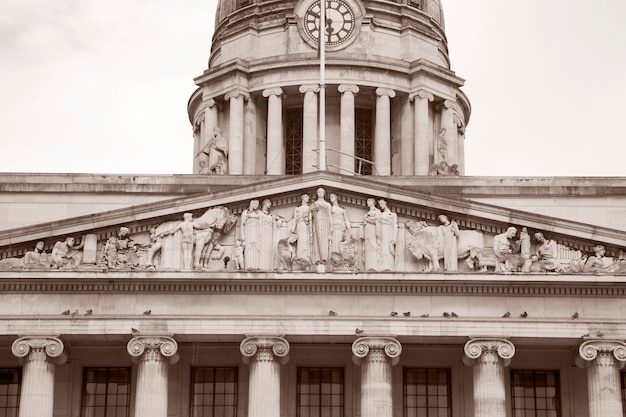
[303,0,356,47]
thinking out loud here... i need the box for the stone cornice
[1,274,626,296]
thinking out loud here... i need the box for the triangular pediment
[1,172,625,273]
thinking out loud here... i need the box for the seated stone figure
[51,237,84,269]
[0,241,48,269]
[102,227,139,269]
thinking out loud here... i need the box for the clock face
[304,0,356,46]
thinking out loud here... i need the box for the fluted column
[300,84,319,174]
[463,338,515,417]
[263,88,285,175]
[12,336,67,417]
[127,336,179,417]
[410,90,434,175]
[439,100,457,165]
[352,337,402,417]
[244,95,258,175]
[338,84,359,175]
[225,90,249,174]
[240,336,290,417]
[576,340,626,417]
[374,88,396,176]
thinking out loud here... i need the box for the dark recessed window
[403,368,451,417]
[297,367,344,417]
[81,367,131,417]
[0,368,21,417]
[355,108,373,175]
[285,108,304,175]
[511,370,561,417]
[190,367,238,417]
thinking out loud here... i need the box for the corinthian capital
[12,336,67,364]
[352,336,402,366]
[463,338,515,367]
[127,336,179,364]
[576,340,626,369]
[240,336,290,364]
[375,87,396,99]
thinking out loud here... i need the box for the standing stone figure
[329,193,351,255]
[363,198,381,271]
[241,199,261,270]
[493,227,518,272]
[309,188,333,266]
[291,193,311,263]
[196,126,229,174]
[438,214,459,271]
[259,199,277,270]
[158,213,201,270]
[378,199,398,271]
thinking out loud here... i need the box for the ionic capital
[438,99,456,111]
[127,335,179,364]
[203,97,217,108]
[463,338,515,367]
[576,340,626,369]
[299,84,320,94]
[338,84,360,95]
[225,89,250,101]
[375,87,396,99]
[352,336,402,366]
[240,335,290,365]
[409,90,434,102]
[262,87,284,98]
[12,336,67,365]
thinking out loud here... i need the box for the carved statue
[582,245,613,273]
[51,236,84,269]
[291,193,311,263]
[363,198,381,271]
[158,213,201,270]
[0,241,47,269]
[438,214,459,271]
[102,227,138,269]
[276,233,298,272]
[378,199,398,271]
[492,227,519,272]
[330,229,360,271]
[519,227,532,271]
[406,221,485,272]
[241,199,261,270]
[195,126,228,175]
[309,188,332,266]
[437,128,448,161]
[193,206,237,269]
[429,161,460,176]
[531,232,562,272]
[259,199,277,270]
[233,239,244,270]
[329,193,351,255]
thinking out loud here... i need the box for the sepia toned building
[2,1,626,417]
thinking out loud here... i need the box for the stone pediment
[1,172,625,274]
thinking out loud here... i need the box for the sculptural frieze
[195,126,228,175]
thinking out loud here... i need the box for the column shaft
[463,338,515,417]
[577,340,626,417]
[352,337,401,417]
[127,336,179,417]
[300,85,319,174]
[374,88,395,176]
[241,336,290,417]
[440,100,457,165]
[412,91,434,175]
[12,336,66,417]
[244,96,258,175]
[338,84,359,175]
[263,88,285,175]
[226,91,246,174]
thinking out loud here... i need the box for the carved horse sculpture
[405,220,485,272]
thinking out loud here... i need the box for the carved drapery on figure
[329,193,351,255]
[259,199,277,270]
[352,337,402,417]
[291,194,312,265]
[241,200,261,270]
[576,340,626,417]
[12,336,67,417]
[378,200,397,271]
[309,188,333,266]
[363,198,381,271]
[463,338,515,417]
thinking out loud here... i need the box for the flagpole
[319,0,326,171]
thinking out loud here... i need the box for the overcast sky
[1,0,625,177]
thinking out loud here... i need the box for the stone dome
[214,0,445,31]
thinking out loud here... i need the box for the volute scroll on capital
[127,336,179,364]
[262,87,285,98]
[338,84,360,94]
[577,340,626,369]
[409,90,434,102]
[351,336,402,366]
[463,338,515,366]
[11,336,67,364]
[224,89,250,101]
[240,336,290,364]
[299,84,320,94]
[375,87,396,99]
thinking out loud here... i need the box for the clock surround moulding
[295,0,365,51]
